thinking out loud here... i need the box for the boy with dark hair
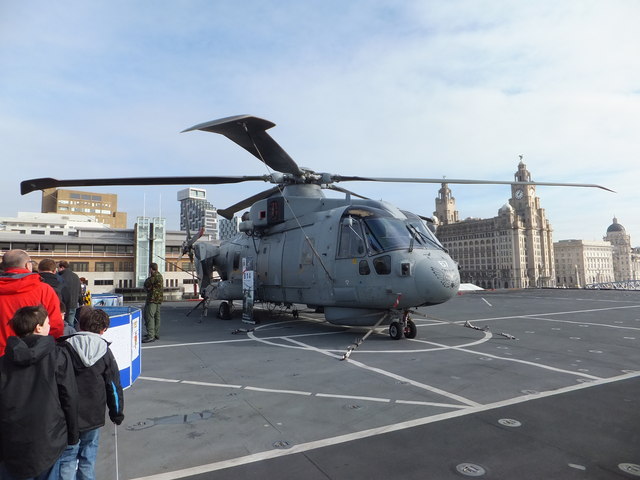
[0,305,79,480]
[58,306,124,480]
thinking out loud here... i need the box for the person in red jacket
[0,249,64,356]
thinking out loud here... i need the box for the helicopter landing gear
[218,301,233,320]
[404,318,417,339]
[388,311,416,340]
[389,321,403,340]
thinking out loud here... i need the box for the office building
[0,217,203,299]
[219,216,241,240]
[41,188,127,228]
[177,188,218,238]
[0,212,109,235]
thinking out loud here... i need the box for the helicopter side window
[373,255,391,275]
[337,217,366,259]
[359,260,370,275]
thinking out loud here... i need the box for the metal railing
[584,280,640,290]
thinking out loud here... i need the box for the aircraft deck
[96,289,640,479]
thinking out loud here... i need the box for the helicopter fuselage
[197,184,460,326]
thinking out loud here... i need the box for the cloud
[1,0,638,244]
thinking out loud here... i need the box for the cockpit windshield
[340,207,446,255]
[403,211,445,250]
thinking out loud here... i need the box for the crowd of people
[0,249,125,480]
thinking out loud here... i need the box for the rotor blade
[326,184,370,200]
[217,186,282,220]
[182,115,303,176]
[331,176,615,193]
[20,175,269,195]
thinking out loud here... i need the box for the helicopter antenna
[240,121,334,281]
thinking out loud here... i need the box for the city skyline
[1,2,638,243]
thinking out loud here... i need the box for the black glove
[111,413,124,425]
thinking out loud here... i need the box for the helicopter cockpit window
[341,207,442,255]
[363,217,413,253]
[337,217,366,259]
[404,215,445,251]
[373,255,391,275]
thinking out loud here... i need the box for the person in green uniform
[142,263,163,343]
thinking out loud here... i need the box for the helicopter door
[281,229,316,303]
[257,235,285,302]
[333,217,366,303]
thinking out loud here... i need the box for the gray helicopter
[21,115,612,340]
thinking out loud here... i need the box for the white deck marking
[412,340,602,380]
[129,371,640,480]
[137,376,464,409]
[244,386,312,396]
[315,393,390,403]
[525,315,640,331]
[481,297,493,307]
[454,304,640,324]
[249,324,494,354]
[284,337,480,407]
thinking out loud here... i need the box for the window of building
[182,262,194,271]
[94,280,114,285]
[118,261,133,272]
[96,262,115,272]
[70,262,89,272]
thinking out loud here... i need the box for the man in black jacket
[0,305,79,479]
[58,260,81,327]
[58,306,124,479]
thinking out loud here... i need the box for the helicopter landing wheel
[389,321,403,340]
[218,301,232,320]
[404,319,417,339]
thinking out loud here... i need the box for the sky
[1,0,638,244]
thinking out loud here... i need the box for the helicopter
[21,115,613,340]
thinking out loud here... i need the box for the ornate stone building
[604,217,640,281]
[434,160,555,289]
[553,240,614,287]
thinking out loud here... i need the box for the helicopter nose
[414,258,460,305]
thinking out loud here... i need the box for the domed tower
[604,216,632,281]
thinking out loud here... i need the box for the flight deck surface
[96,289,640,479]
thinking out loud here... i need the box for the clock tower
[509,157,554,288]
[511,157,535,209]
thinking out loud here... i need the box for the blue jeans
[0,458,60,479]
[59,428,101,480]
